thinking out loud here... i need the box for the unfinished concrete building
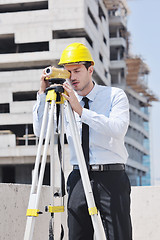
[125,57,158,185]
[0,0,157,185]
[104,0,158,184]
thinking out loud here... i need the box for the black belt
[73,164,125,171]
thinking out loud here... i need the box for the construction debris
[126,57,159,104]
[103,0,130,14]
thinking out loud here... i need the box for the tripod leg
[59,104,65,239]
[47,103,65,240]
[35,100,55,212]
[59,104,65,197]
[65,101,107,240]
[24,100,55,240]
[50,117,55,203]
[50,103,65,239]
[31,101,49,195]
[49,105,64,239]
[48,113,55,240]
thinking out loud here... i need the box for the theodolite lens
[45,67,51,74]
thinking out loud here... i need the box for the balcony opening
[111,73,118,84]
[109,26,120,38]
[110,46,124,61]
[0,124,36,146]
[0,1,48,13]
[110,47,117,60]
[0,103,10,113]
[0,34,49,54]
[110,31,117,38]
[53,29,93,47]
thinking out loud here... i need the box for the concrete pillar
[0,167,2,182]
[116,27,120,38]
[118,71,121,84]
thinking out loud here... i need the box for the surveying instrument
[24,67,106,240]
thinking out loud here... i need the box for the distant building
[0,0,158,185]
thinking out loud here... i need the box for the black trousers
[67,169,132,240]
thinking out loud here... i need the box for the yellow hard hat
[58,42,95,66]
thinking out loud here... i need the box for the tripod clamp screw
[45,206,49,212]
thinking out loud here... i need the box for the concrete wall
[131,186,160,240]
[0,184,160,240]
[0,183,68,240]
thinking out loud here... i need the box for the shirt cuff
[37,92,46,102]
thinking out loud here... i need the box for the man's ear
[88,66,94,75]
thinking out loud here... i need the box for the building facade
[0,0,157,185]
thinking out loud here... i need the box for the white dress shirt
[33,83,129,165]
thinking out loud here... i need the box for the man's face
[64,64,93,95]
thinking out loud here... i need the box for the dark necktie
[82,97,89,168]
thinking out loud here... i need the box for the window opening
[103,36,107,45]
[104,70,108,78]
[13,91,37,101]
[2,166,15,183]
[53,29,93,47]
[88,8,98,28]
[0,65,50,72]
[0,1,48,13]
[99,53,103,62]
[0,34,49,54]
[0,103,10,113]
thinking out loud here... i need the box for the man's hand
[62,82,83,116]
[38,68,50,94]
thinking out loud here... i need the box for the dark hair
[83,61,92,70]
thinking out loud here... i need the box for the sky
[127,0,160,185]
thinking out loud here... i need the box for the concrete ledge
[0,184,160,240]
[131,186,160,240]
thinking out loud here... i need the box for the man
[33,43,132,240]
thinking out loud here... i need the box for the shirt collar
[77,82,99,102]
